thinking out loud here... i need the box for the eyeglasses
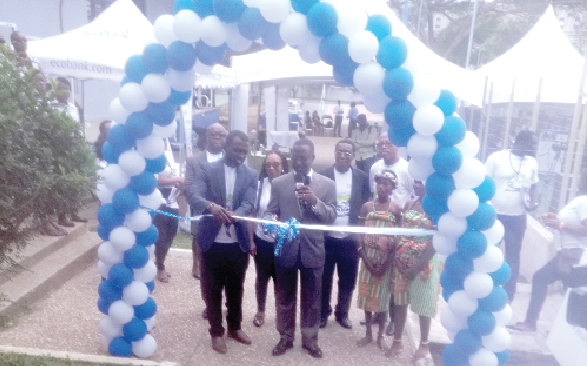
[208,132,226,138]
[336,151,353,157]
[264,162,282,170]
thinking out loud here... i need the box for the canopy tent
[473,6,586,104]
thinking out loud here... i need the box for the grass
[0,353,121,366]
[171,230,193,250]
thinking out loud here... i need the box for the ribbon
[263,216,300,256]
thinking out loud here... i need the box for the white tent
[473,6,586,104]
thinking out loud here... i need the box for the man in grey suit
[185,130,258,355]
[266,139,336,358]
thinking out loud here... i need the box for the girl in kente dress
[386,181,440,359]
[357,170,403,351]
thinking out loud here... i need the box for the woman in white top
[249,151,289,327]
[510,168,587,332]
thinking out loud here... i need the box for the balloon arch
[95,0,512,364]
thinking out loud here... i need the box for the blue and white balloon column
[97,0,512,362]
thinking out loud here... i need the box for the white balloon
[453,158,486,190]
[99,315,123,339]
[119,82,149,112]
[464,272,494,299]
[144,316,155,331]
[482,327,511,353]
[133,260,157,283]
[280,13,310,46]
[125,209,152,233]
[432,234,457,256]
[363,93,390,114]
[102,164,130,191]
[141,74,171,103]
[469,348,498,366]
[412,105,444,136]
[258,0,290,23]
[353,61,385,96]
[123,281,150,306]
[173,10,201,43]
[132,334,157,358]
[153,120,177,138]
[408,157,434,182]
[97,183,114,204]
[408,74,441,109]
[437,212,468,238]
[154,14,178,47]
[225,22,252,52]
[438,253,448,263]
[193,60,214,75]
[448,290,478,317]
[109,227,136,251]
[348,30,379,64]
[440,306,468,332]
[118,150,146,177]
[473,245,504,273]
[200,16,227,47]
[139,189,163,211]
[336,2,368,38]
[110,98,130,124]
[101,335,112,351]
[108,300,135,325]
[455,131,480,159]
[166,68,195,92]
[447,189,480,217]
[493,304,512,327]
[98,241,124,264]
[407,133,438,158]
[482,219,505,245]
[137,134,165,159]
[98,260,112,279]
[243,0,260,6]
[298,34,322,64]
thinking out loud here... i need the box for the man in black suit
[318,139,370,330]
[185,130,258,355]
[266,139,336,358]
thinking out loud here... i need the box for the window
[560,17,566,22]
[435,24,440,29]
[436,17,441,22]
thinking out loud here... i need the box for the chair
[322,115,334,136]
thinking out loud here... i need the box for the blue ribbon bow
[264,216,300,257]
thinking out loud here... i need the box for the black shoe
[320,316,328,328]
[272,339,293,356]
[302,343,323,358]
[385,320,394,336]
[336,316,352,329]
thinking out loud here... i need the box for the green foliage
[0,46,97,266]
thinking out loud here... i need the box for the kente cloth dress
[392,208,441,317]
[357,205,396,312]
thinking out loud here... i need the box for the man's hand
[298,185,317,205]
[209,203,232,224]
[250,241,257,256]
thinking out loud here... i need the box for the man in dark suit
[318,139,370,330]
[266,139,336,358]
[185,130,258,355]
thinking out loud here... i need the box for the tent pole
[531,77,542,131]
[503,78,515,150]
[257,82,262,150]
[569,102,587,202]
[481,81,493,163]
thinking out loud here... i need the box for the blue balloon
[134,297,157,319]
[124,55,148,83]
[238,7,269,41]
[454,329,482,356]
[136,224,159,246]
[98,296,113,315]
[473,175,496,203]
[435,115,466,147]
[388,125,415,148]
[262,22,286,51]
[432,147,462,175]
[213,0,245,23]
[112,188,140,215]
[174,0,194,13]
[435,89,457,116]
[167,41,197,71]
[107,124,135,153]
[445,253,474,280]
[149,210,157,219]
[479,286,508,312]
[384,100,415,130]
[496,349,510,366]
[467,202,496,231]
[366,14,392,42]
[108,337,132,357]
[167,88,191,105]
[126,113,153,139]
[97,203,125,228]
[332,59,358,86]
[291,0,319,14]
[306,2,338,37]
[457,230,487,258]
[146,280,155,294]
[142,43,168,74]
[123,317,148,342]
[98,224,112,242]
[468,309,496,336]
[145,101,176,126]
[196,41,226,66]
[108,263,134,289]
[101,142,120,164]
[421,194,448,224]
[440,270,463,295]
[426,173,455,201]
[490,261,511,286]
[124,244,149,269]
[377,35,408,70]
[319,33,350,66]
[383,67,413,101]
[98,280,123,302]
[145,154,167,173]
[193,0,214,17]
[441,343,469,366]
[120,76,130,86]
[130,171,158,196]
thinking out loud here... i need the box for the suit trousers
[275,257,323,347]
[202,242,248,337]
[192,236,206,302]
[499,214,527,301]
[153,205,179,271]
[321,236,359,319]
[254,235,276,312]
[334,116,343,137]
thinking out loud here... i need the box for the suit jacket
[318,166,370,227]
[185,150,209,235]
[185,160,258,253]
[265,171,336,269]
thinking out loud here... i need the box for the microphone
[295,174,312,211]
